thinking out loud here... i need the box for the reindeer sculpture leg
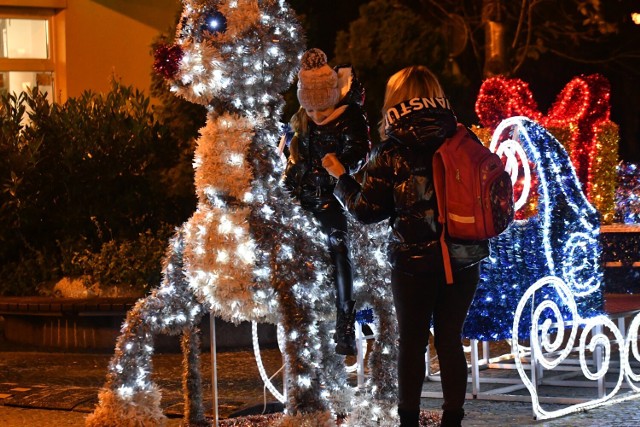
[86,232,208,427]
[364,288,399,426]
[182,327,207,426]
[317,320,354,417]
[276,282,329,420]
[269,282,352,426]
[347,221,399,426]
[265,218,348,424]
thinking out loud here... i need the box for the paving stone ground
[1,337,640,426]
[0,347,284,418]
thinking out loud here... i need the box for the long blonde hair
[288,107,309,164]
[290,106,309,136]
[378,65,445,139]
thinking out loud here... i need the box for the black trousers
[391,263,479,412]
[312,203,354,307]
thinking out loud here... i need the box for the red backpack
[432,124,514,284]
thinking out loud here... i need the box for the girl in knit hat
[282,48,371,355]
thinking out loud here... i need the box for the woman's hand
[322,153,346,178]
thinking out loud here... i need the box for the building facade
[0,0,180,103]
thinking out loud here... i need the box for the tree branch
[548,47,640,65]
[512,0,528,49]
[423,0,453,21]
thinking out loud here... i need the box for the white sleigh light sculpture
[489,117,640,419]
[513,275,640,419]
[86,1,397,426]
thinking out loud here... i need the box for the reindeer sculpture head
[155,0,304,115]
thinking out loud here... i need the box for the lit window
[0,12,54,102]
[1,18,49,59]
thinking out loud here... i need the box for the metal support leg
[595,325,605,398]
[482,340,490,364]
[471,339,480,397]
[426,337,432,378]
[277,323,288,407]
[210,315,219,427]
[529,330,541,418]
[618,316,626,340]
[356,322,365,388]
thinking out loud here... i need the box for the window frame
[0,7,54,72]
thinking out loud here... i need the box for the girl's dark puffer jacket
[334,102,489,273]
[283,66,370,213]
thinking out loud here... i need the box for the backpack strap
[432,147,454,285]
[439,226,454,285]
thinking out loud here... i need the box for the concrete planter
[0,297,277,352]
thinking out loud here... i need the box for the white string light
[491,117,601,296]
[512,275,640,420]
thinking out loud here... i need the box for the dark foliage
[0,82,196,295]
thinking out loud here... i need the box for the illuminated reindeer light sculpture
[87,1,398,426]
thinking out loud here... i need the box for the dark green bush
[71,226,175,295]
[0,81,197,296]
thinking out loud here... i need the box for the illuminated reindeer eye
[200,9,227,35]
[179,8,227,42]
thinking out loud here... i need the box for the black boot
[398,408,420,427]
[334,300,357,355]
[440,408,464,427]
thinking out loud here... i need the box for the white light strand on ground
[252,321,285,403]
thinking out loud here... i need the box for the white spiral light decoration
[512,275,640,420]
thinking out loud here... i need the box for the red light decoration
[475,76,542,130]
[544,74,611,198]
[153,43,184,79]
[475,74,617,217]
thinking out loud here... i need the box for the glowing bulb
[216,250,229,263]
[297,375,311,388]
[236,242,255,264]
[218,216,233,234]
[228,153,243,166]
[117,386,134,398]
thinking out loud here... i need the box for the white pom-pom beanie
[297,48,339,111]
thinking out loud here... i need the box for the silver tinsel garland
[347,219,398,426]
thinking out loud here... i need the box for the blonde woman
[323,66,488,427]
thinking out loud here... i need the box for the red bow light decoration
[476,74,618,217]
